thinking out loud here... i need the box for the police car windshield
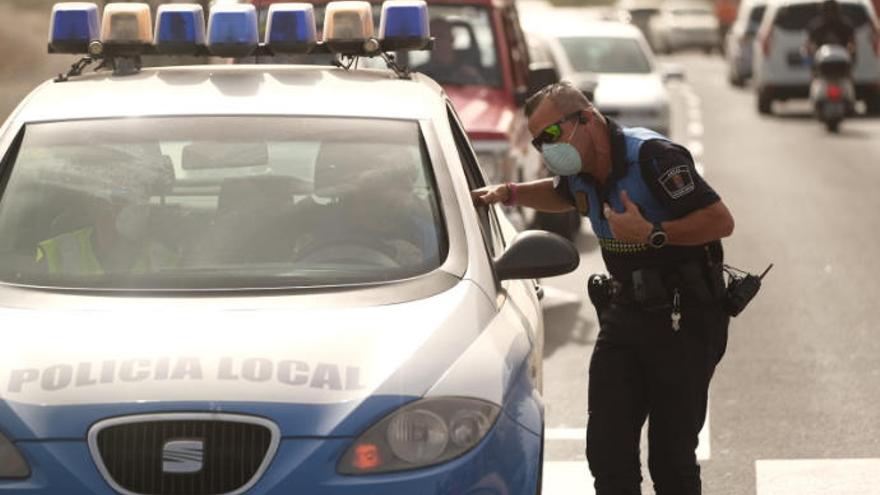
[558,37,652,74]
[0,117,448,290]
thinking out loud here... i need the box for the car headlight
[0,431,30,479]
[337,397,500,475]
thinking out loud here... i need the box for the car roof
[11,65,446,125]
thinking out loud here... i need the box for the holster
[587,274,612,315]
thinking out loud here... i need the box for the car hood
[444,85,516,140]
[593,73,668,108]
[0,281,495,440]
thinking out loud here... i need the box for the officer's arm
[639,141,734,245]
[472,179,575,213]
[661,200,734,246]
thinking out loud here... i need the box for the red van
[252,0,580,238]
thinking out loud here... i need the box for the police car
[0,2,579,494]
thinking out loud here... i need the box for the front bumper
[1,410,541,495]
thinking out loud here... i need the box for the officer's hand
[604,190,653,243]
[471,184,510,207]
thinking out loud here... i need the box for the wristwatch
[647,224,668,249]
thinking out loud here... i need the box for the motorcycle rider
[805,0,856,59]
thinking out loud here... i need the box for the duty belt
[607,260,726,310]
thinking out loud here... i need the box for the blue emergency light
[49,2,100,54]
[266,3,317,54]
[208,4,259,57]
[379,0,430,50]
[154,4,206,55]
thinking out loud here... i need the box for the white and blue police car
[0,2,578,494]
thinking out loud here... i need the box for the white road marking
[546,427,585,441]
[543,462,595,494]
[756,459,880,494]
[696,404,710,461]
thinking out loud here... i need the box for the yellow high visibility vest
[35,227,179,275]
[35,228,103,275]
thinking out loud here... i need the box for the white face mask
[541,119,583,176]
[115,203,150,242]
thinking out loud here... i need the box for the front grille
[90,415,278,495]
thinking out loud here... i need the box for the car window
[747,5,768,33]
[774,3,821,29]
[406,6,502,87]
[0,117,448,290]
[558,36,652,74]
[773,2,869,30]
[749,4,768,23]
[446,105,505,258]
[840,4,870,27]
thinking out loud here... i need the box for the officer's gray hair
[525,81,595,118]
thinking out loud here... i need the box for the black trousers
[585,298,730,495]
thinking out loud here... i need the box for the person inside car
[35,158,179,276]
[291,145,440,270]
[414,17,485,85]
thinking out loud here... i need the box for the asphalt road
[539,51,880,495]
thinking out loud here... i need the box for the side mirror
[516,63,561,105]
[661,63,686,82]
[495,230,580,281]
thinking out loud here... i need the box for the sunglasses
[531,111,586,151]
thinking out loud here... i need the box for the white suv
[752,0,880,114]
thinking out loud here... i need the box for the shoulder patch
[658,164,695,199]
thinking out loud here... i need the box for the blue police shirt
[553,119,722,278]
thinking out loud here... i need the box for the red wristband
[503,182,517,206]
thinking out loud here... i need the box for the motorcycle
[809,44,855,133]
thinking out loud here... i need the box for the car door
[446,102,545,392]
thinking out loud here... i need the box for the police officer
[472,82,734,494]
[806,0,856,58]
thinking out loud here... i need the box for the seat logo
[162,439,204,474]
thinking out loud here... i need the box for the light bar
[49,2,100,54]
[208,3,259,57]
[266,3,317,54]
[323,1,375,54]
[154,4,206,55]
[101,3,153,55]
[379,0,430,50]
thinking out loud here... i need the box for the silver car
[725,0,768,86]
[525,18,676,136]
[649,0,722,54]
